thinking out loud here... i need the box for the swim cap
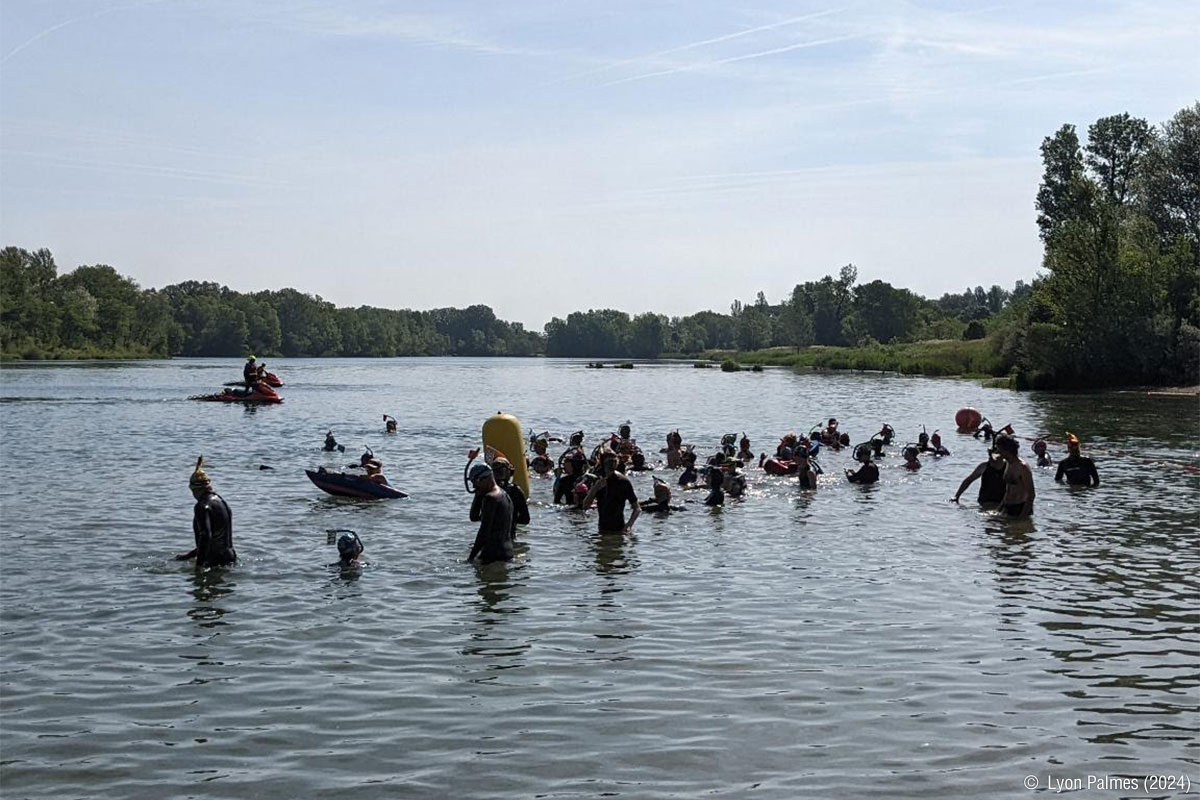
[1066,432,1080,446]
[337,532,363,558]
[468,463,493,482]
[189,456,211,490]
[490,456,511,473]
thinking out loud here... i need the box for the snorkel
[463,448,480,493]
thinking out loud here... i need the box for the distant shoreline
[5,347,1198,396]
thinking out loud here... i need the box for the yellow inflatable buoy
[482,412,529,497]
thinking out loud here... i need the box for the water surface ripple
[1,358,1196,799]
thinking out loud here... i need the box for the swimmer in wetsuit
[1055,433,1100,487]
[703,462,725,506]
[845,443,880,484]
[664,430,683,468]
[950,449,1006,505]
[995,434,1034,518]
[323,431,340,452]
[795,450,818,490]
[1031,438,1053,467]
[736,433,754,463]
[336,531,365,569]
[902,445,922,471]
[582,451,640,534]
[383,414,398,434]
[678,449,698,487]
[176,456,237,568]
[554,447,587,504]
[640,477,679,513]
[475,456,529,541]
[723,461,747,498]
[466,463,514,564]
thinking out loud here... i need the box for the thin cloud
[603,34,859,86]
[1,0,165,65]
[2,150,292,188]
[558,8,843,83]
[244,4,561,58]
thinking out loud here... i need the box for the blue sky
[2,1,1197,328]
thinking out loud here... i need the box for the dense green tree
[735,306,771,351]
[851,280,921,343]
[1036,125,1088,242]
[629,313,666,358]
[1,247,61,353]
[1085,113,1154,207]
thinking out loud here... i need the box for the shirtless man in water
[995,434,1034,518]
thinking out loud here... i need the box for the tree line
[0,255,541,359]
[3,104,1195,388]
[542,270,1030,358]
[0,245,1028,363]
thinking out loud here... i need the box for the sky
[2,1,1197,329]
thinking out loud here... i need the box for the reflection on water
[186,569,234,629]
[0,359,1196,799]
[589,530,638,578]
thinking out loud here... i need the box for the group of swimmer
[459,418,1102,564]
[178,413,1101,572]
[320,416,401,485]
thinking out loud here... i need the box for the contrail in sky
[1,0,163,66]
[558,8,843,83]
[603,34,858,86]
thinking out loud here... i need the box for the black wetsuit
[1055,455,1100,487]
[192,491,237,567]
[503,483,530,539]
[978,463,1006,503]
[704,470,725,506]
[595,473,639,532]
[243,363,258,384]
[847,463,879,484]
[468,489,514,563]
[554,451,588,504]
[796,468,818,490]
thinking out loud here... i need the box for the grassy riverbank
[699,339,1012,382]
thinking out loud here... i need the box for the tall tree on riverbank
[1020,104,1200,387]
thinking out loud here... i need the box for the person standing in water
[845,444,879,484]
[474,456,529,541]
[466,463,514,564]
[995,434,1035,518]
[795,449,818,490]
[177,456,237,568]
[951,448,1007,505]
[1055,433,1100,487]
[582,451,640,534]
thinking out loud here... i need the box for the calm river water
[0,358,1196,799]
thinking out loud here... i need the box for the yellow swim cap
[189,455,212,490]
